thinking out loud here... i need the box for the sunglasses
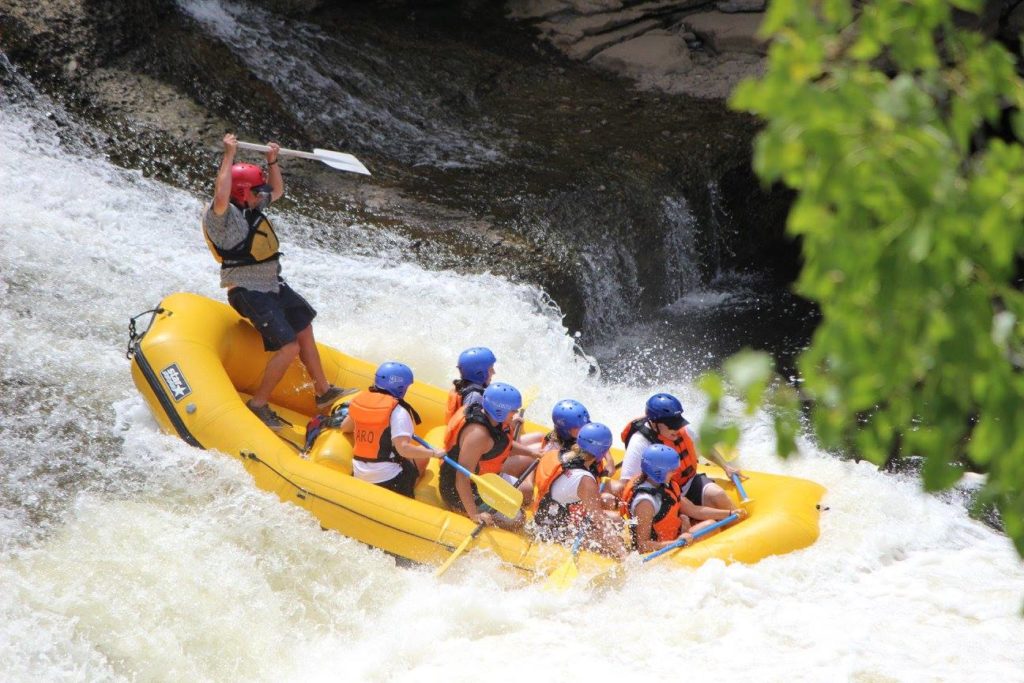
[658,414,688,430]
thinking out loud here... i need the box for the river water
[1,55,1022,682]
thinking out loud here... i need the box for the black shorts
[440,481,485,512]
[680,472,713,506]
[376,459,420,499]
[439,463,485,512]
[227,282,317,352]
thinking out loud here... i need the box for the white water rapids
[1,77,1022,682]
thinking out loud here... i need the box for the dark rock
[0,0,796,334]
[716,0,765,12]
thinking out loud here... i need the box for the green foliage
[716,0,1024,555]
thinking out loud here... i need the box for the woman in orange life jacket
[608,393,744,517]
[623,444,743,553]
[339,362,443,498]
[531,422,626,558]
[440,382,539,529]
[494,397,592,510]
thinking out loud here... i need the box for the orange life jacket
[439,403,514,511]
[531,449,595,511]
[621,417,699,487]
[532,448,601,538]
[443,380,486,426]
[443,403,512,476]
[622,475,682,547]
[348,387,421,462]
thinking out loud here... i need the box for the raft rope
[125,307,164,359]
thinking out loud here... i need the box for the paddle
[519,385,540,415]
[641,512,740,564]
[434,520,486,578]
[435,457,539,577]
[544,523,589,591]
[731,472,751,504]
[412,435,523,518]
[236,141,371,176]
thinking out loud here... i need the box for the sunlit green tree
[703,0,1024,554]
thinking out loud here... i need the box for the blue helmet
[576,422,613,462]
[551,399,590,437]
[481,382,522,422]
[641,444,680,484]
[645,393,688,428]
[457,347,496,385]
[374,361,414,399]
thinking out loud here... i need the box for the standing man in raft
[202,133,352,429]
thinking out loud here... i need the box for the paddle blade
[474,473,523,519]
[521,385,540,411]
[312,148,371,175]
[544,556,579,591]
[435,533,475,577]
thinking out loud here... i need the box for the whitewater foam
[1,60,1021,683]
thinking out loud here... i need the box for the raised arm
[212,133,238,215]
[265,141,284,202]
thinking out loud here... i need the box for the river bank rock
[0,0,794,333]
[508,0,767,99]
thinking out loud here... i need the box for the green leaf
[722,0,1024,565]
[724,350,774,413]
[921,450,965,491]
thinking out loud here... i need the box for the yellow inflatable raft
[128,292,825,579]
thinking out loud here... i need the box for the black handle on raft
[125,306,164,359]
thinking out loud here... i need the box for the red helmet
[230,163,268,204]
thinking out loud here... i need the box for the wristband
[268,160,278,166]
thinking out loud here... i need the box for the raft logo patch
[160,364,192,402]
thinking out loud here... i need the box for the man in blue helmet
[339,361,443,498]
[441,382,539,528]
[611,393,743,516]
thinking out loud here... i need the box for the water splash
[1,50,1022,682]
[661,195,702,301]
[178,0,505,168]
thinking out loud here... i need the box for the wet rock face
[0,0,794,334]
[0,0,175,80]
[508,0,768,100]
[249,0,324,15]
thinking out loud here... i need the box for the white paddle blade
[313,148,371,176]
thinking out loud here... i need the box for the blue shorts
[227,282,317,351]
